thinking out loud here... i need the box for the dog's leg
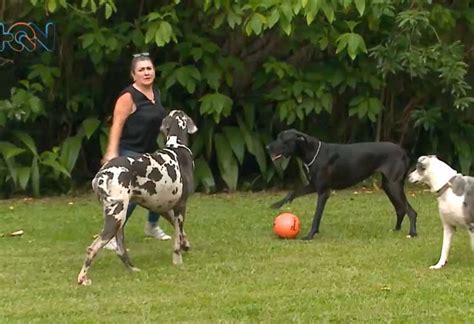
[469,229,474,251]
[381,178,405,230]
[405,201,418,237]
[77,211,122,285]
[381,178,417,237]
[161,209,185,263]
[178,205,190,251]
[271,184,316,209]
[430,223,455,269]
[115,225,140,272]
[302,190,331,240]
[160,210,174,225]
[170,209,184,265]
[181,228,190,251]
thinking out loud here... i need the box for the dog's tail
[92,170,114,202]
[400,149,411,182]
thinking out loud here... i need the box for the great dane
[408,155,474,269]
[77,110,197,285]
[267,129,417,240]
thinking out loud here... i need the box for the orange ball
[273,212,300,239]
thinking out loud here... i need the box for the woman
[102,53,171,250]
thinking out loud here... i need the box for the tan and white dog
[408,155,474,269]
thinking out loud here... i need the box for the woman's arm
[101,92,134,164]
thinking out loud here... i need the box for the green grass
[1,188,473,322]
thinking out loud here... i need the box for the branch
[242,32,282,63]
[398,95,427,146]
[287,44,316,68]
[1,0,5,21]
[0,57,13,67]
[138,0,144,18]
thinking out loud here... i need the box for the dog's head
[266,129,308,161]
[160,110,198,146]
[408,155,458,192]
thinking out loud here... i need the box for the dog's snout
[408,170,419,183]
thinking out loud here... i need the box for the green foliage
[349,96,383,122]
[194,157,215,193]
[0,132,70,197]
[0,82,45,125]
[214,133,239,190]
[336,21,367,60]
[0,119,102,196]
[2,0,474,195]
[199,93,233,123]
[144,12,177,47]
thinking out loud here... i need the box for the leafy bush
[1,0,473,195]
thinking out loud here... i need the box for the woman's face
[132,59,155,86]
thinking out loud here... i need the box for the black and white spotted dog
[408,155,474,269]
[77,110,197,285]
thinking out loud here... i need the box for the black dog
[267,129,417,240]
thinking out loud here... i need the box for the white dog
[408,155,474,269]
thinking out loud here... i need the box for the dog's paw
[78,276,92,286]
[173,254,183,265]
[301,235,313,241]
[181,242,191,252]
[429,263,446,270]
[406,234,417,239]
[130,267,141,272]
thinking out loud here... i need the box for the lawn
[1,188,473,322]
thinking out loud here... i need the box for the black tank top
[118,85,167,153]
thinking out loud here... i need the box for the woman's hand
[101,152,118,165]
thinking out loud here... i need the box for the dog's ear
[183,112,198,134]
[452,175,466,196]
[160,115,171,134]
[295,132,307,143]
[418,156,429,164]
